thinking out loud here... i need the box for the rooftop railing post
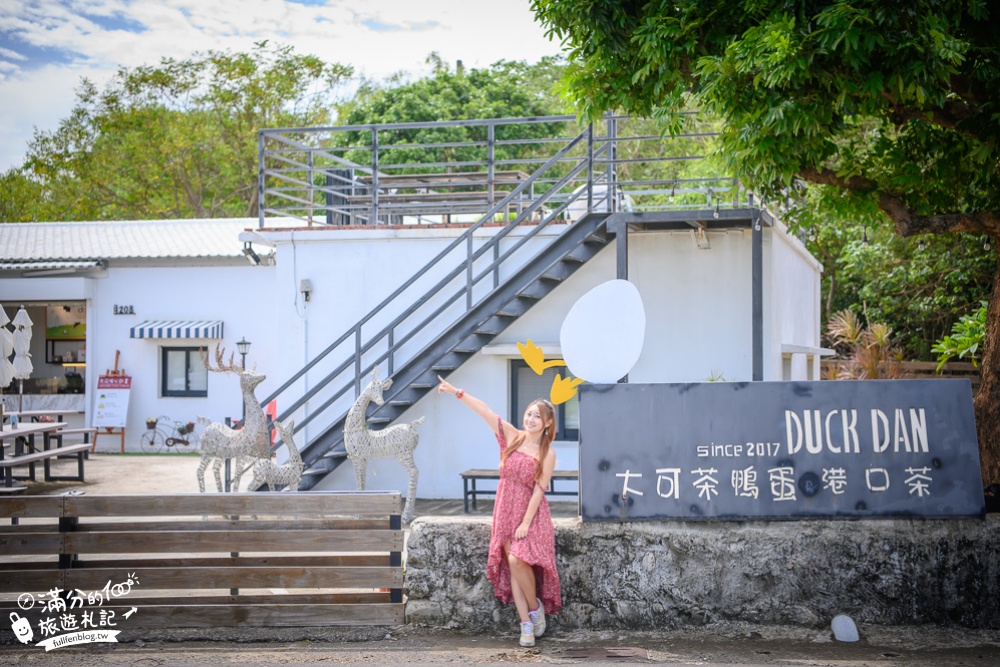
[257,131,265,228]
[487,123,495,208]
[307,150,314,226]
[587,123,594,216]
[371,127,379,226]
[605,113,617,213]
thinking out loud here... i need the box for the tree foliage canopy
[3,42,352,221]
[534,0,999,235]
[332,55,571,170]
[533,0,1000,482]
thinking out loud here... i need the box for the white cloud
[0,0,564,171]
[0,46,26,61]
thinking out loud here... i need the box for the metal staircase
[295,210,611,488]
[255,126,622,490]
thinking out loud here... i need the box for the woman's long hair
[500,399,556,483]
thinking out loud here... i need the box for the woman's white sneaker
[528,598,546,637]
[519,621,535,647]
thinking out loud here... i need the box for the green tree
[8,42,352,221]
[0,168,44,222]
[533,0,1000,483]
[333,55,573,171]
[934,301,988,369]
[797,186,994,359]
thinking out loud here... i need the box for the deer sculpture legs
[345,366,424,523]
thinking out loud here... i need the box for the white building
[0,207,824,500]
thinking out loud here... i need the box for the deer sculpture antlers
[201,344,252,374]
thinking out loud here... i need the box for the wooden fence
[820,360,980,390]
[0,492,403,630]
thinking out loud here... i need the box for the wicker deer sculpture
[249,418,304,492]
[344,366,423,523]
[196,345,271,493]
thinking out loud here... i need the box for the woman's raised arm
[437,375,506,435]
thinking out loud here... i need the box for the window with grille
[161,347,209,397]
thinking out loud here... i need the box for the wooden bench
[0,442,91,485]
[0,421,79,488]
[460,469,579,513]
[50,426,98,452]
[0,492,404,629]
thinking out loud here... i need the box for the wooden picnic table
[4,409,84,423]
[0,421,69,488]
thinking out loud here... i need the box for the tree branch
[797,167,1000,237]
[798,167,873,191]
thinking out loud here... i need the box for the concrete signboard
[579,379,984,521]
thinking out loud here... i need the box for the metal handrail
[259,126,601,430]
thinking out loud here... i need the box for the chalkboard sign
[578,380,984,521]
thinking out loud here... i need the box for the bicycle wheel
[184,430,200,451]
[140,430,163,453]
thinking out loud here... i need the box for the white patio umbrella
[0,306,14,425]
[0,305,13,389]
[11,306,33,411]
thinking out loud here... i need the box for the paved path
[3,624,998,665]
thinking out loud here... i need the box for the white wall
[307,223,822,498]
[1,262,280,451]
[1,217,823,496]
[87,263,281,448]
[767,217,825,380]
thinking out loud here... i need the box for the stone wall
[404,516,1000,631]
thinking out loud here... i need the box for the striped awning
[130,320,224,339]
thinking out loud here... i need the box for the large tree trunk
[973,251,1000,488]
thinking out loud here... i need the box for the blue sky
[0,0,564,171]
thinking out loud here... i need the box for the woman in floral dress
[437,375,562,647]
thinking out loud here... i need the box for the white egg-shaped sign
[559,279,646,384]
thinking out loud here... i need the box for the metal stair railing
[258,126,609,446]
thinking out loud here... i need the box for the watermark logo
[10,572,139,651]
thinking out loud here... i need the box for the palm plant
[825,309,905,380]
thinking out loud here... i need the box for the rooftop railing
[258,114,743,228]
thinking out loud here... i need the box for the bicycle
[140,416,201,453]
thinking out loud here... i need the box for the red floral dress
[485,418,562,613]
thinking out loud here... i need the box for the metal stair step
[541,262,576,282]
[517,283,552,300]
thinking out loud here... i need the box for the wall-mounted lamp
[300,279,313,302]
[693,224,711,250]
[243,242,261,266]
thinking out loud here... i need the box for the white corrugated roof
[0,218,298,262]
